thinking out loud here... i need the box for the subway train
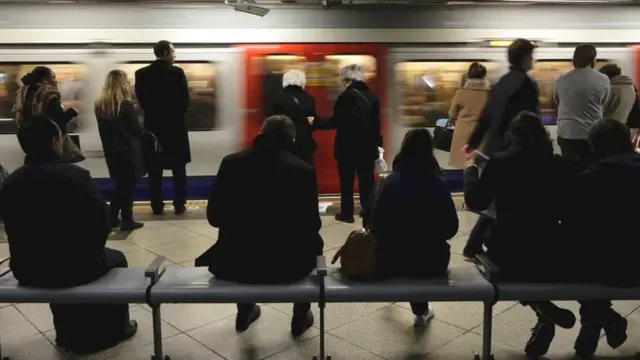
[1,4,640,199]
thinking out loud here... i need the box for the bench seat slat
[497,282,640,302]
[325,266,494,303]
[150,267,319,304]
[0,268,150,304]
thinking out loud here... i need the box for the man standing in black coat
[135,40,191,215]
[461,38,539,260]
[313,64,382,226]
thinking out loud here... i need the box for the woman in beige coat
[448,63,491,168]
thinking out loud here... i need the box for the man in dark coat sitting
[196,115,322,336]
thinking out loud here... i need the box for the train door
[531,46,631,152]
[386,47,507,173]
[239,44,386,195]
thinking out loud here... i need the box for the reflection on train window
[252,55,307,117]
[394,61,501,127]
[323,55,377,101]
[531,60,609,125]
[0,63,87,134]
[117,62,217,131]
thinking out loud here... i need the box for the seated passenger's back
[569,120,640,285]
[198,115,322,284]
[464,112,576,279]
[0,122,111,287]
[372,129,458,278]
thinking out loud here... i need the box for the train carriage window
[0,63,88,134]
[322,55,377,101]
[117,62,217,131]
[394,61,501,128]
[251,55,307,116]
[531,60,609,125]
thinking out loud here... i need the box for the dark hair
[588,119,634,159]
[572,44,597,68]
[392,128,441,177]
[507,39,535,67]
[467,62,487,80]
[20,66,53,86]
[599,63,622,79]
[506,111,553,155]
[261,115,296,142]
[153,40,173,58]
[17,115,61,157]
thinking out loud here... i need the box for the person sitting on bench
[561,119,636,358]
[463,111,579,358]
[0,115,137,354]
[196,115,322,336]
[371,128,458,327]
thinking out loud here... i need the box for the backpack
[330,173,391,280]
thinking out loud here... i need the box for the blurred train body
[0,4,639,198]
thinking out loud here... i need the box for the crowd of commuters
[0,38,638,358]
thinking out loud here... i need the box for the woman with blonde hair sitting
[95,69,146,230]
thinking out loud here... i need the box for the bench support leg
[479,301,494,360]
[150,305,169,360]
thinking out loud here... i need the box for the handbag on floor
[331,173,391,280]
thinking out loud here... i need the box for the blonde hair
[95,69,131,118]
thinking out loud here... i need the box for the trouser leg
[356,159,375,226]
[293,302,311,316]
[409,302,430,316]
[147,166,164,212]
[110,178,125,223]
[237,303,256,315]
[337,160,355,216]
[578,300,613,323]
[465,216,492,255]
[558,137,592,172]
[172,164,188,208]
[118,175,137,223]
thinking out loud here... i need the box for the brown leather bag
[331,173,391,280]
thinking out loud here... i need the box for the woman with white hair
[311,64,382,226]
[269,69,320,166]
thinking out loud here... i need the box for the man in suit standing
[135,40,190,215]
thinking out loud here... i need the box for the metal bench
[323,265,497,360]
[0,256,163,360]
[147,256,328,360]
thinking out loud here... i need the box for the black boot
[120,221,144,231]
[525,319,555,358]
[334,213,355,224]
[235,305,261,332]
[530,302,576,329]
[291,310,314,337]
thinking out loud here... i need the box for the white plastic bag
[374,147,388,174]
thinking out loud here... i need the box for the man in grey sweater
[554,44,610,170]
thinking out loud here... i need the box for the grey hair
[340,64,364,82]
[261,115,296,142]
[282,69,307,88]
